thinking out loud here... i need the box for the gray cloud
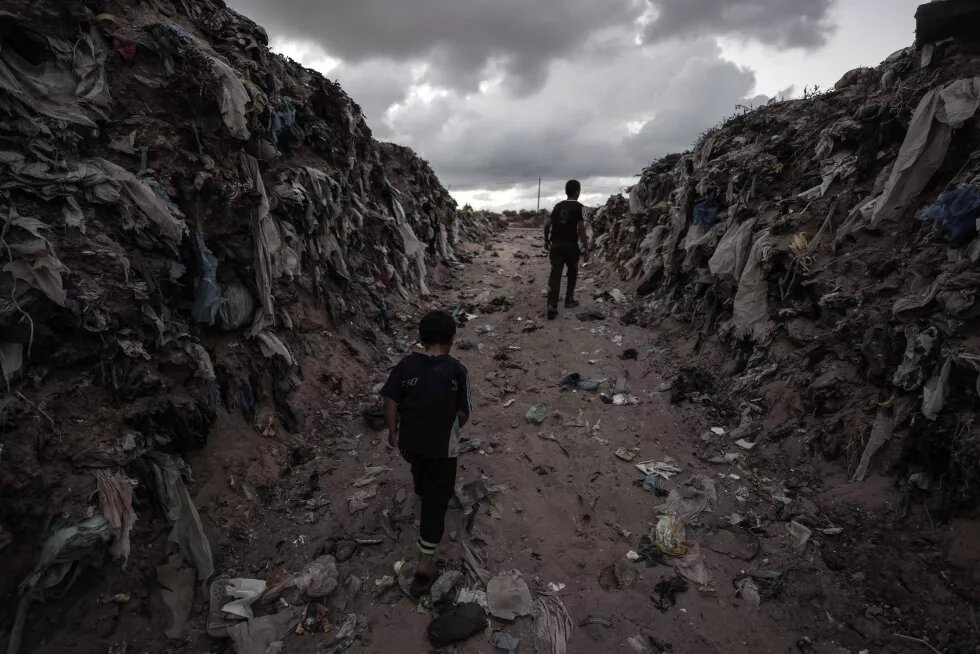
[644,0,837,48]
[231,0,646,94]
[381,38,760,192]
[228,0,835,209]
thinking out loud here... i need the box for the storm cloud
[644,0,837,49]
[229,0,841,208]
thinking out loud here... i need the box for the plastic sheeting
[0,152,186,242]
[218,284,255,330]
[149,453,214,582]
[0,27,100,126]
[191,229,221,325]
[21,516,112,593]
[94,469,136,562]
[919,185,980,240]
[0,341,23,385]
[239,153,277,336]
[732,230,774,339]
[857,77,980,232]
[708,218,757,281]
[531,594,573,654]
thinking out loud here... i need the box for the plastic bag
[654,515,687,556]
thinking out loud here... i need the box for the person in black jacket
[382,310,471,596]
[543,179,590,320]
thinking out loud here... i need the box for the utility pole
[536,177,541,212]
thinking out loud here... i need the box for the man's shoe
[564,299,580,308]
[547,307,558,320]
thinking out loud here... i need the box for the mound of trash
[0,0,493,646]
[590,5,980,515]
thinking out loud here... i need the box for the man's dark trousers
[548,241,580,308]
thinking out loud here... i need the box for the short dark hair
[419,310,457,346]
[565,179,581,197]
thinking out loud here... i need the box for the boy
[543,179,590,320]
[382,310,471,596]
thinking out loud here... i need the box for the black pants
[548,242,580,309]
[403,452,457,555]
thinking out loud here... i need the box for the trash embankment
[0,0,494,650]
[589,12,980,516]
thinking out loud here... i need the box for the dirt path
[346,228,817,653]
[28,228,957,653]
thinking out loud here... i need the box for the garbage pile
[589,9,980,514]
[0,0,486,648]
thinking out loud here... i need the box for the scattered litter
[262,556,338,601]
[525,403,549,424]
[735,577,761,606]
[735,487,750,502]
[710,427,726,435]
[614,447,640,462]
[476,324,494,335]
[503,398,516,407]
[97,592,131,605]
[221,579,267,619]
[671,541,712,586]
[619,348,638,360]
[635,460,681,479]
[576,310,606,322]
[641,474,669,496]
[735,439,756,450]
[456,588,490,613]
[487,570,533,621]
[559,372,604,391]
[491,630,521,653]
[652,576,688,611]
[429,570,462,604]
[787,520,812,554]
[654,515,687,556]
[228,607,302,654]
[627,635,652,653]
[612,393,638,405]
[348,486,378,513]
[428,602,487,648]
[546,582,566,593]
[532,594,574,654]
[709,452,742,465]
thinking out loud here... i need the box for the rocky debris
[0,0,491,649]
[590,12,980,515]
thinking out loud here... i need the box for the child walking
[382,310,471,596]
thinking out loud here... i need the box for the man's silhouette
[543,179,590,320]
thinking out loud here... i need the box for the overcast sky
[228,0,922,211]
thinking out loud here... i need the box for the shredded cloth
[532,594,573,654]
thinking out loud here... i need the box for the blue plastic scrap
[191,229,221,325]
[490,630,520,653]
[693,191,720,226]
[918,185,980,241]
[268,103,296,143]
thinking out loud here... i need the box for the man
[382,310,471,597]
[543,179,590,320]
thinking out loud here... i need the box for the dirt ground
[19,228,980,653]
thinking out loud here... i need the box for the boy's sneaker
[564,299,579,308]
[547,307,558,320]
